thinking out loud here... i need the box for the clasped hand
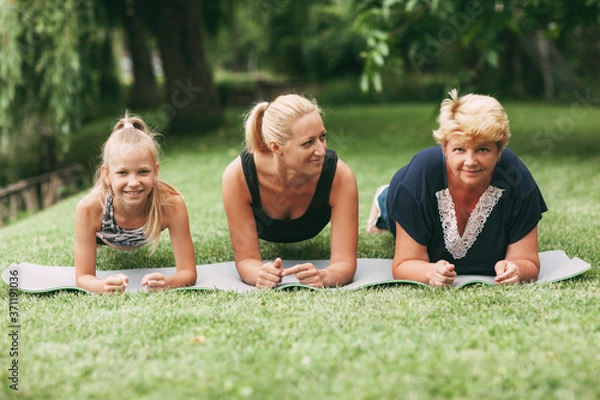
[427,259,522,287]
[493,260,521,284]
[103,272,168,293]
[256,258,325,289]
[427,260,457,288]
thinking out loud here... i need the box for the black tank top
[240,148,338,243]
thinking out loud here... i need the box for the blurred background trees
[356,0,600,99]
[0,0,598,186]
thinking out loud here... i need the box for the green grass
[1,102,599,399]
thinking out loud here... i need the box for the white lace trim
[436,186,504,259]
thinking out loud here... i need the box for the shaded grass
[1,102,599,399]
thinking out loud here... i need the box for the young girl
[74,115,197,293]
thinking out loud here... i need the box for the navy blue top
[240,149,338,243]
[385,146,547,275]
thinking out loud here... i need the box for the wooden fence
[0,164,85,227]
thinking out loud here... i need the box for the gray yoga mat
[1,250,591,294]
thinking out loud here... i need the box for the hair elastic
[123,122,134,129]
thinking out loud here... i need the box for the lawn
[1,102,599,399]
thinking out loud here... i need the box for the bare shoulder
[160,191,190,230]
[162,190,187,213]
[333,158,357,185]
[76,187,102,216]
[75,187,103,231]
[222,156,243,182]
[222,156,248,196]
[330,158,358,203]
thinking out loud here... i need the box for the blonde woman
[74,115,196,293]
[222,94,358,289]
[367,89,547,287]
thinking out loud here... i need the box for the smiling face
[443,136,501,191]
[102,144,159,208]
[278,111,327,176]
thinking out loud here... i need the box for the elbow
[188,268,198,287]
[524,260,541,282]
[169,268,198,288]
[75,273,89,289]
[338,264,357,286]
[391,260,404,280]
[522,254,542,282]
[76,274,102,294]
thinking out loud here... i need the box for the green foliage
[0,0,110,185]
[353,0,404,92]
[302,4,365,81]
[213,0,364,82]
[0,0,21,133]
[2,0,101,142]
[353,0,600,96]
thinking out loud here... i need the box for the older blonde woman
[222,94,358,289]
[367,89,547,287]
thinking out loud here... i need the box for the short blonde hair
[433,89,510,150]
[244,94,321,153]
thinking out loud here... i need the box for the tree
[0,0,106,185]
[139,0,223,134]
[0,0,226,185]
[208,0,364,84]
[353,0,600,99]
[103,0,161,110]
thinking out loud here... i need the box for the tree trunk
[152,0,223,135]
[535,29,554,101]
[123,2,160,110]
